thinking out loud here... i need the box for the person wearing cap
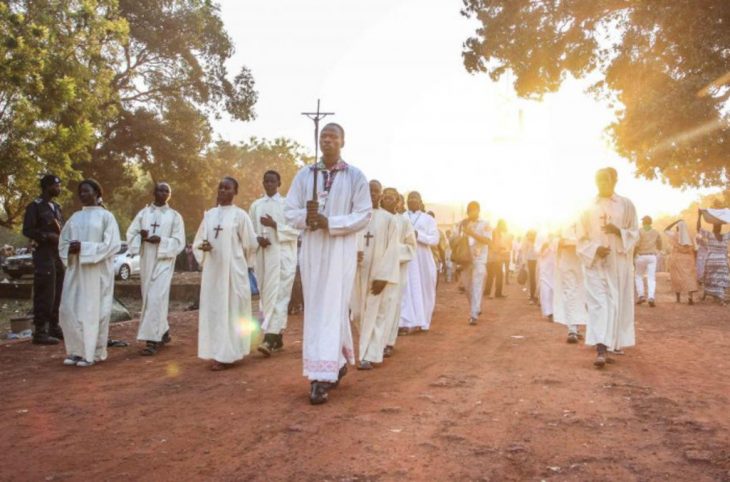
[635,215,662,307]
[22,174,65,345]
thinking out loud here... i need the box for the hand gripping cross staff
[302,99,334,231]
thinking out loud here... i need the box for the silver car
[113,244,140,280]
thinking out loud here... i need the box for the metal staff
[301,99,335,202]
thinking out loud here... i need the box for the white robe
[284,161,371,382]
[193,205,257,363]
[577,194,639,350]
[58,207,121,362]
[352,208,401,364]
[385,213,417,347]
[553,226,587,331]
[127,204,186,342]
[249,193,299,335]
[400,211,440,330]
[538,241,556,317]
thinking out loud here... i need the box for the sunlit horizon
[213,0,716,232]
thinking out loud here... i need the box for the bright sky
[214,0,709,232]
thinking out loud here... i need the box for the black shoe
[272,333,284,351]
[309,382,329,405]
[161,331,172,344]
[49,326,64,340]
[332,364,348,388]
[257,334,274,357]
[32,333,60,345]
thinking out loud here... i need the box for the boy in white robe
[538,235,556,319]
[58,180,121,367]
[383,191,416,357]
[400,192,440,333]
[250,171,300,357]
[553,224,587,344]
[194,177,258,371]
[352,181,400,370]
[126,182,186,355]
[577,168,639,368]
[284,123,372,405]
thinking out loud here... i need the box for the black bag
[451,225,472,265]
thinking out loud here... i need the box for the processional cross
[301,99,335,205]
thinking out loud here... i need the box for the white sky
[213,0,711,231]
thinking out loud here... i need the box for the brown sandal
[210,361,233,371]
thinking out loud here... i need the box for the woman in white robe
[194,177,258,370]
[58,180,121,367]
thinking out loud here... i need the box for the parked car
[113,244,140,280]
[1,251,33,279]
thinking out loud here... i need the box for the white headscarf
[676,220,695,248]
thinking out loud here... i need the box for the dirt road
[1,274,728,481]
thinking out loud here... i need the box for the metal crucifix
[301,99,335,202]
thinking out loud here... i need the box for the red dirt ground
[1,274,729,481]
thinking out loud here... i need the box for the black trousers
[32,249,64,334]
[485,260,503,297]
[527,260,537,299]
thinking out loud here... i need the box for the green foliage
[0,0,126,228]
[462,0,730,189]
[0,0,258,231]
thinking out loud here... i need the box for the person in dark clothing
[22,174,64,345]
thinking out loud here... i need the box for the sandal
[140,342,158,356]
[210,361,233,371]
[107,339,129,348]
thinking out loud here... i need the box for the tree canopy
[0,0,258,230]
[462,0,730,189]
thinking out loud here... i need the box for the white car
[113,244,140,280]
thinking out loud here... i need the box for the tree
[0,0,127,228]
[86,0,257,202]
[0,0,258,231]
[461,0,730,189]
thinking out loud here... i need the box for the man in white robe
[459,201,492,325]
[553,224,586,344]
[577,168,639,367]
[58,180,121,367]
[351,181,400,370]
[383,191,416,357]
[538,235,556,319]
[194,177,258,371]
[400,192,440,332]
[250,171,300,357]
[284,123,371,405]
[126,182,186,355]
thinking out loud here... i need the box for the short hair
[155,181,171,193]
[642,215,652,223]
[408,191,422,200]
[263,170,281,182]
[222,176,239,193]
[322,122,345,141]
[369,179,382,188]
[383,187,399,195]
[467,201,480,211]
[78,179,103,198]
